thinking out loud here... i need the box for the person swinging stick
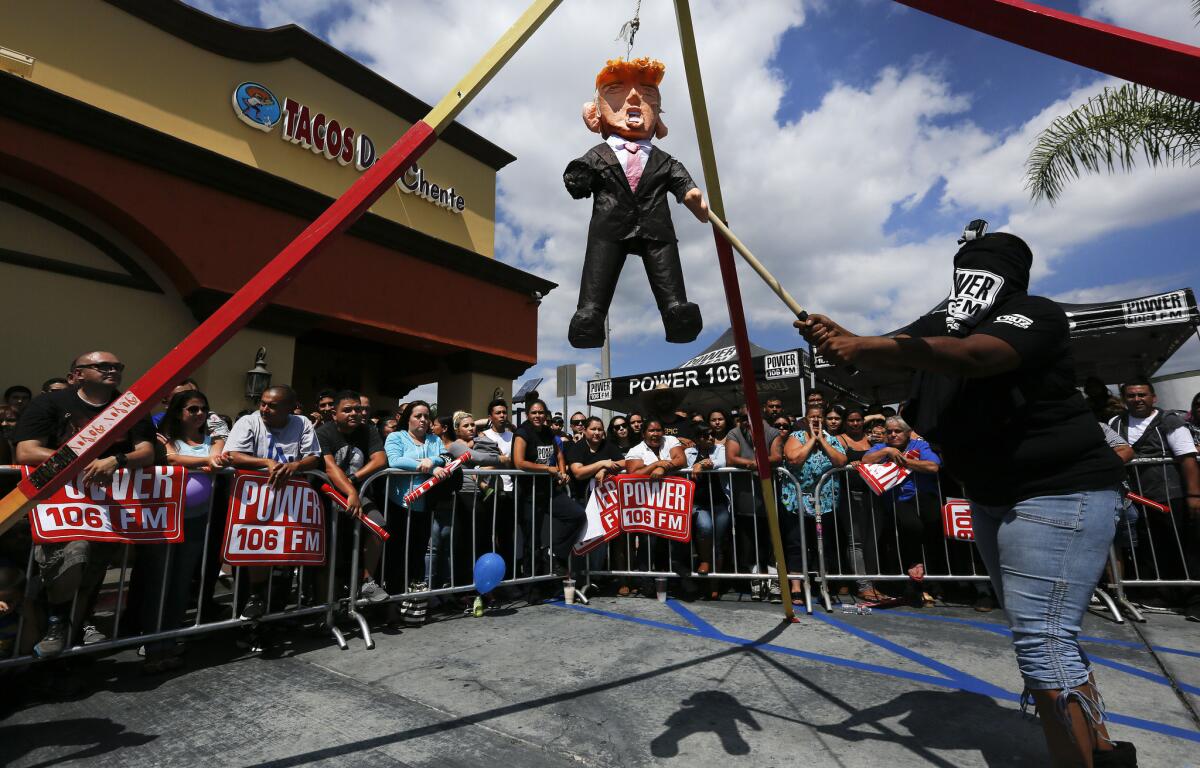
[563,57,709,348]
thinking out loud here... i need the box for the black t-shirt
[901,294,1124,505]
[10,388,156,458]
[316,422,384,476]
[656,414,697,442]
[514,422,560,494]
[565,439,625,500]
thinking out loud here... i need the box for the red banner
[222,472,325,566]
[942,497,974,541]
[574,478,623,554]
[29,466,187,544]
[574,475,694,554]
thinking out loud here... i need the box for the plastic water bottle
[839,604,872,615]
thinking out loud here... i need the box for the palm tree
[1024,2,1200,204]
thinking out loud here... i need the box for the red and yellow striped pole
[0,0,561,536]
[673,0,797,622]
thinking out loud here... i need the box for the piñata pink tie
[624,142,643,192]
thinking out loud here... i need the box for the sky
[189,0,1200,411]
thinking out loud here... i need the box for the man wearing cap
[798,230,1135,766]
[563,57,708,349]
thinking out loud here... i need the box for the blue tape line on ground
[556,601,708,636]
[1090,655,1200,696]
[550,601,957,688]
[888,609,1200,659]
[551,601,1200,743]
[812,611,1009,697]
[666,599,725,638]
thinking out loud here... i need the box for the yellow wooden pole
[425,0,561,132]
[673,0,796,621]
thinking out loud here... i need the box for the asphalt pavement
[2,594,1198,767]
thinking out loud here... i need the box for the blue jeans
[693,503,730,561]
[971,488,1120,692]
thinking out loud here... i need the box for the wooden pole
[673,0,797,621]
[0,0,562,535]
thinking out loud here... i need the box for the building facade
[0,0,553,418]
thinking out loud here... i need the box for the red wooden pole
[895,0,1200,101]
[0,0,563,534]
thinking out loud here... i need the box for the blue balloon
[473,553,506,595]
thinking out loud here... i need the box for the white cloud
[1048,276,1180,305]
[1081,0,1200,45]
[189,0,1200,399]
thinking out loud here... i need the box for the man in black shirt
[799,231,1133,766]
[12,351,156,658]
[316,391,389,603]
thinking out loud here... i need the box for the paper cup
[563,579,576,605]
[655,577,668,603]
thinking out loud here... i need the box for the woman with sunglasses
[607,416,636,455]
[142,390,228,671]
[862,416,942,604]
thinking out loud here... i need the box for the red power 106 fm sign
[29,466,187,544]
[222,472,326,566]
[575,475,694,555]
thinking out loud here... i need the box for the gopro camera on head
[958,219,988,245]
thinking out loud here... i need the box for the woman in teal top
[780,405,847,602]
[384,400,447,511]
[783,405,848,517]
[384,400,452,591]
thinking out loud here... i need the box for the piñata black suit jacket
[563,142,698,243]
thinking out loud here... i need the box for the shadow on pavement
[243,621,793,768]
[0,718,157,768]
[651,690,761,757]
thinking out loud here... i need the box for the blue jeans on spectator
[693,502,730,565]
[971,488,1120,696]
[139,513,209,654]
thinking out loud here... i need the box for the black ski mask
[945,233,1033,337]
[906,232,1035,440]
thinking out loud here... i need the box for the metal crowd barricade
[0,467,349,668]
[810,464,1125,622]
[1104,456,1200,621]
[345,467,568,650]
[578,467,814,615]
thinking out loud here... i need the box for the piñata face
[597,80,661,141]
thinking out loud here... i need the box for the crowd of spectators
[1,353,1198,675]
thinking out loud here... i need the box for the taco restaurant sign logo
[231,81,465,214]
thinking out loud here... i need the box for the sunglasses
[76,362,125,374]
[613,423,628,430]
[184,405,208,415]
[570,419,584,426]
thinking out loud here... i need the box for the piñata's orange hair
[595,57,666,90]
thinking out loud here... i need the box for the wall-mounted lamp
[245,346,272,400]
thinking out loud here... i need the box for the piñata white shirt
[606,135,653,175]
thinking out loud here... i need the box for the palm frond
[1024,83,1200,204]
[1194,0,1200,22]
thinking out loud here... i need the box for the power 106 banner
[30,466,187,544]
[222,472,326,566]
[942,498,974,542]
[575,475,694,554]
